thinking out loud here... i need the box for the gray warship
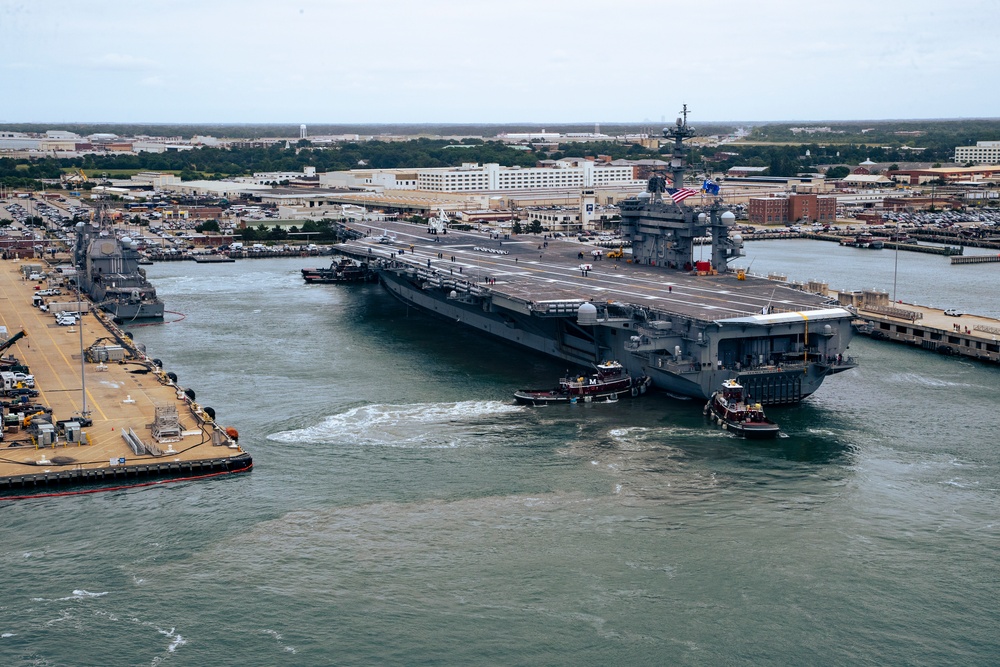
[332,110,857,404]
[73,211,164,323]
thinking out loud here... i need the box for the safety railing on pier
[860,304,923,322]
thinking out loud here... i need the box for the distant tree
[511,220,523,235]
[888,163,900,171]
[529,220,543,234]
[825,166,850,179]
[195,219,220,233]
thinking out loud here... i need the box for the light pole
[78,280,88,421]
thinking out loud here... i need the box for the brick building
[749,194,836,224]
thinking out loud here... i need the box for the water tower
[299,124,307,139]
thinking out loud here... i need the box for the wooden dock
[0,260,251,496]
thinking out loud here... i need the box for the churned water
[2,242,998,666]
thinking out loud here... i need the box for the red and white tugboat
[704,379,780,439]
[514,361,651,406]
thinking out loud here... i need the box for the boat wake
[268,400,525,448]
[32,589,109,603]
[890,373,975,389]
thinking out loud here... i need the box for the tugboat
[839,233,884,249]
[704,379,780,439]
[514,361,652,405]
[301,257,377,284]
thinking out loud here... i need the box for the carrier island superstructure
[331,115,857,404]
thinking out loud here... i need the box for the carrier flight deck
[331,113,857,405]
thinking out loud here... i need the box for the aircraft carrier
[331,112,857,404]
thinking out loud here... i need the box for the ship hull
[379,270,846,404]
[104,301,165,323]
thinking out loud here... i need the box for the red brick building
[749,194,836,224]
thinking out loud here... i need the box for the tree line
[4,116,999,189]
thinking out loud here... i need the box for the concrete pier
[950,254,1000,265]
[850,301,1000,363]
[0,260,251,496]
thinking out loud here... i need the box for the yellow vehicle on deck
[606,248,625,259]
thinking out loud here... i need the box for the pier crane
[0,329,27,355]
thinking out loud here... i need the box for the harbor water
[2,241,999,666]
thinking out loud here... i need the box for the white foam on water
[260,629,296,654]
[268,400,525,448]
[158,626,186,652]
[890,373,974,389]
[1,633,14,638]
[36,590,110,602]
[70,589,107,599]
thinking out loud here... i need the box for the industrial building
[888,165,1000,185]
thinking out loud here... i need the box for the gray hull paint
[379,270,852,403]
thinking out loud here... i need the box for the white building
[234,169,317,185]
[132,141,195,153]
[164,180,273,198]
[416,161,643,193]
[954,141,1000,165]
[130,172,181,188]
[318,170,418,190]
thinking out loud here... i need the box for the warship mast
[620,104,744,272]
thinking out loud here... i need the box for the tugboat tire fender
[166,372,178,383]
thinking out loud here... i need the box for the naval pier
[0,260,251,497]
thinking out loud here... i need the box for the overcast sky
[2,0,997,124]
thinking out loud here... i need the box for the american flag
[668,187,698,204]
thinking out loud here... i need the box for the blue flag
[702,179,721,195]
